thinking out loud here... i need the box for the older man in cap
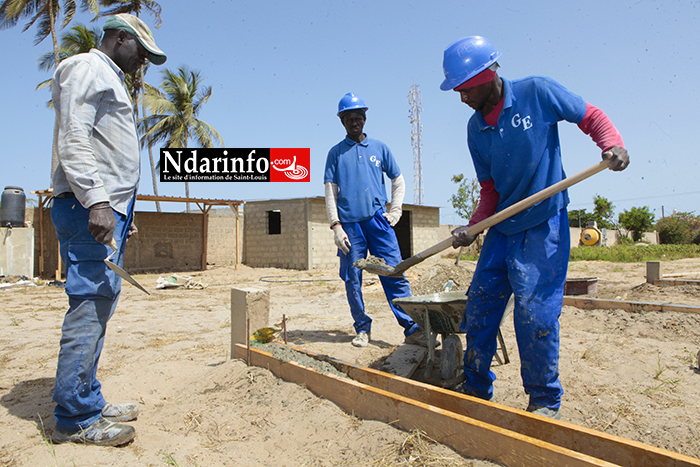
[50,14,166,446]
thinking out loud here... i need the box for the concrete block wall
[407,205,441,254]
[206,208,242,267]
[308,197,338,269]
[125,212,203,272]
[0,227,34,277]
[243,199,309,269]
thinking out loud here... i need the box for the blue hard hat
[337,92,369,116]
[440,36,501,91]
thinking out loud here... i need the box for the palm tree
[140,66,224,212]
[2,0,99,187]
[0,0,99,70]
[36,23,102,101]
[97,0,160,27]
[98,0,163,210]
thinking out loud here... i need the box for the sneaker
[102,402,139,422]
[351,332,370,347]
[404,331,440,348]
[52,417,135,447]
[526,403,561,420]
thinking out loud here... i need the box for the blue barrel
[0,186,26,228]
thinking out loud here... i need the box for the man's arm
[452,178,499,248]
[578,103,630,171]
[382,174,405,227]
[324,182,351,254]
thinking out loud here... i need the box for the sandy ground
[1,255,700,466]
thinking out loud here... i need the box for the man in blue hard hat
[440,36,629,419]
[324,93,429,348]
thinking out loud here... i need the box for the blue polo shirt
[324,135,401,223]
[467,76,587,235]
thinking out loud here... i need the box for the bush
[618,206,654,242]
[656,212,700,244]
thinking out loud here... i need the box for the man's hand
[603,145,629,171]
[451,225,476,249]
[87,202,116,245]
[127,221,138,241]
[332,224,351,254]
[382,209,401,227]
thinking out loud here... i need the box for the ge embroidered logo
[511,113,533,130]
[369,155,381,167]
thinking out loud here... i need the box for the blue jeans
[460,208,569,409]
[339,209,417,336]
[51,196,132,431]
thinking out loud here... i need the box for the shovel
[355,159,612,277]
[105,239,151,295]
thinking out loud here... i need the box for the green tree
[0,0,98,70]
[98,0,164,210]
[449,174,480,221]
[140,66,224,212]
[618,206,655,242]
[568,208,596,228]
[97,0,161,27]
[592,195,615,229]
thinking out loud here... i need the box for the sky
[2,0,699,224]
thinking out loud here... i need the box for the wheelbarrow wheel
[440,334,463,380]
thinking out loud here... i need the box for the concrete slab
[378,344,426,378]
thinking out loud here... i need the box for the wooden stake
[246,317,250,366]
[283,314,287,344]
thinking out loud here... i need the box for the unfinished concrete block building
[243,197,441,270]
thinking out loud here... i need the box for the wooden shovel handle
[391,159,611,274]
[465,159,611,236]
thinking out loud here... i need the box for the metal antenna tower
[408,84,423,205]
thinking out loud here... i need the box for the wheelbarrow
[393,291,513,381]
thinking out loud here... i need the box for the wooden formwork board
[234,344,700,467]
[654,279,700,286]
[562,296,700,315]
[283,345,700,467]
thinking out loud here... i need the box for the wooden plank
[259,344,700,467]
[563,296,700,315]
[234,344,614,467]
[662,272,700,278]
[654,279,700,287]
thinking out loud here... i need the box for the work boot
[352,332,370,347]
[451,383,493,401]
[526,403,561,420]
[404,330,440,348]
[102,402,139,422]
[52,417,135,447]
